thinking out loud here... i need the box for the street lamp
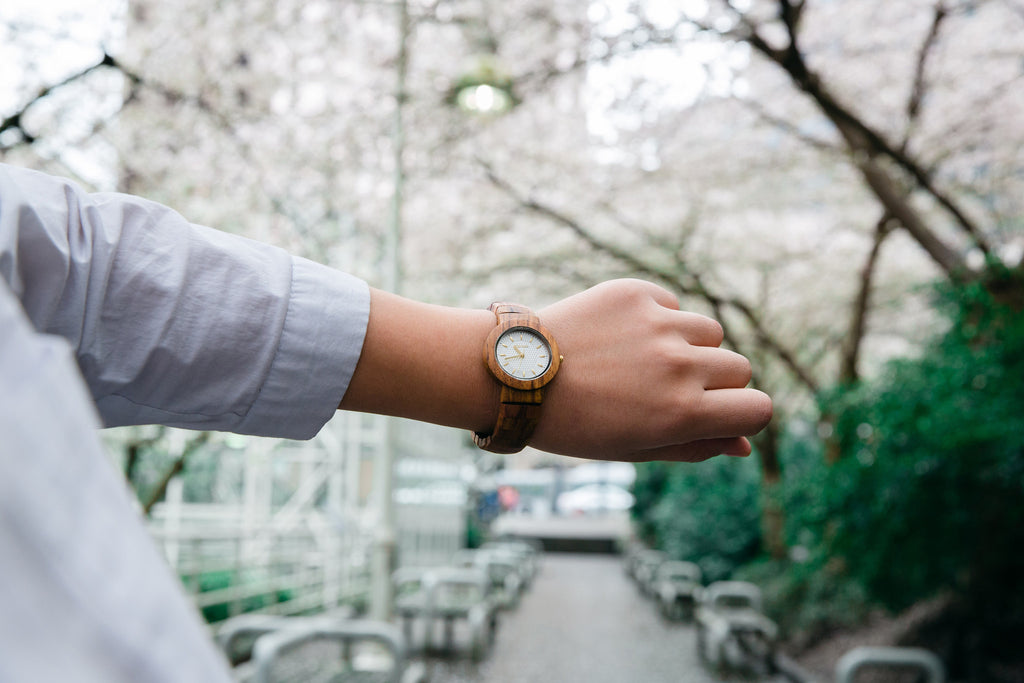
[448,54,518,115]
[370,0,516,623]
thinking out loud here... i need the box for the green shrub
[635,270,1024,659]
[818,275,1024,613]
[633,454,762,582]
[735,556,871,645]
[195,570,233,623]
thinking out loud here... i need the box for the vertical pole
[323,426,344,609]
[369,0,409,622]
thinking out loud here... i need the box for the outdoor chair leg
[444,617,455,651]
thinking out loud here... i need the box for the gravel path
[426,553,718,683]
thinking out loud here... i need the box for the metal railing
[148,502,376,622]
[148,500,466,623]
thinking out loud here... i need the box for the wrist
[472,302,563,453]
[339,288,499,434]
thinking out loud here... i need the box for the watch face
[495,327,552,381]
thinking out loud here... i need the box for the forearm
[339,288,498,435]
[339,280,773,463]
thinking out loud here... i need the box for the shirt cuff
[236,256,370,440]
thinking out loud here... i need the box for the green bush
[733,428,875,641]
[735,555,871,645]
[195,570,233,623]
[636,271,1024,662]
[192,570,298,624]
[818,274,1024,614]
[633,454,763,583]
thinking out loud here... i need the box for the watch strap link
[473,386,543,454]
[488,302,532,323]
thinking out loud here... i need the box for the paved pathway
[426,553,718,683]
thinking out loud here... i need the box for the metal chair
[248,620,425,683]
[836,646,945,683]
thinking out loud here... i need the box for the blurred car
[556,484,634,514]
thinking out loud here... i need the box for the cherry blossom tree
[3,0,1022,556]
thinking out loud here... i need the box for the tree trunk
[756,419,786,560]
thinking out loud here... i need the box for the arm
[0,163,368,439]
[2,163,769,460]
[341,280,772,462]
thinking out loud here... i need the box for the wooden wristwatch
[473,303,561,454]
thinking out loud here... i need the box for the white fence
[142,416,473,623]
[149,494,375,622]
[148,487,467,623]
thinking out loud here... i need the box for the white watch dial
[495,328,551,381]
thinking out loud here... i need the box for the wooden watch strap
[473,386,543,454]
[473,301,552,454]
[489,302,531,317]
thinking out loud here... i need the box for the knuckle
[705,317,725,343]
[736,354,754,383]
[753,391,774,427]
[655,339,697,374]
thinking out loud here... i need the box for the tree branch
[0,53,121,147]
[725,1,991,268]
[481,161,820,395]
[142,432,210,516]
[690,271,819,393]
[124,426,167,486]
[854,154,963,275]
[840,213,894,384]
[514,18,688,96]
[743,98,843,153]
[904,3,948,146]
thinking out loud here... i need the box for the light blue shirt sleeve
[0,280,236,682]
[0,162,370,439]
[0,162,373,682]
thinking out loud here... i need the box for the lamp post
[368,0,409,622]
[446,0,517,116]
[367,0,515,622]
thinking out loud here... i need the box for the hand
[340,280,771,464]
[531,279,772,462]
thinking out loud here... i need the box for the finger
[693,346,753,389]
[631,279,680,310]
[628,437,752,463]
[693,388,773,440]
[675,311,725,347]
